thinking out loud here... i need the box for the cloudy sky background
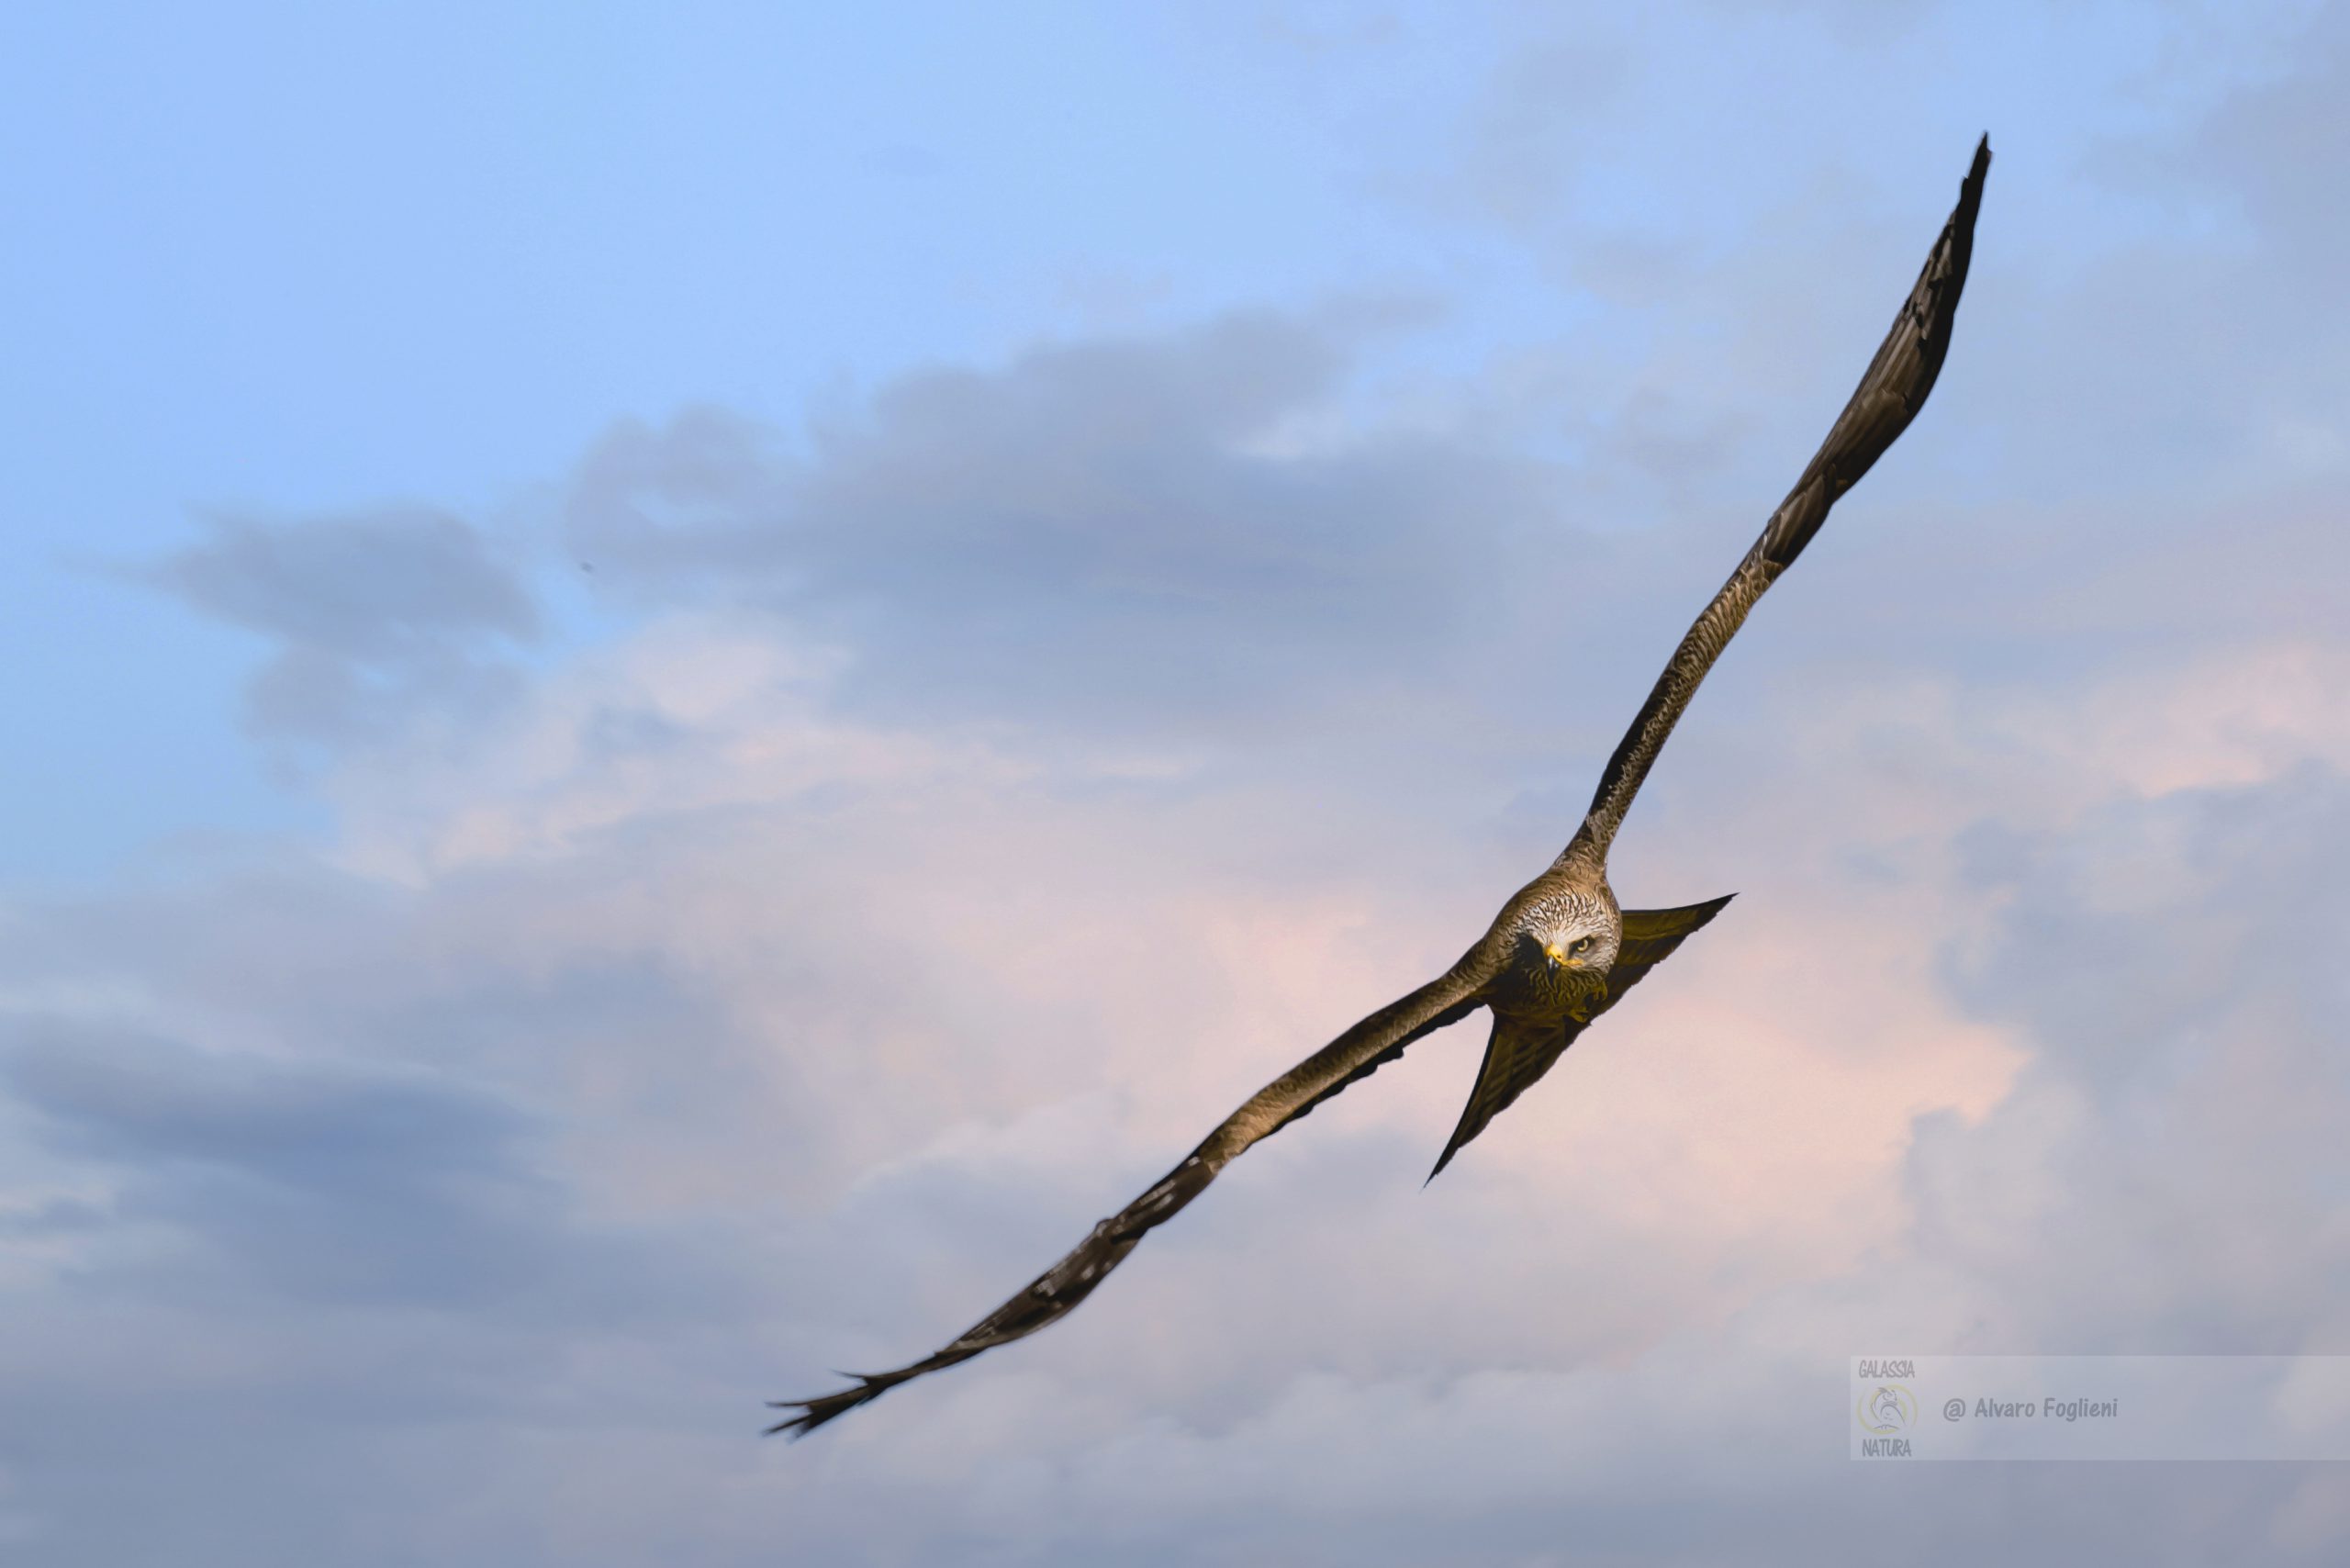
[6,1,2350,1562]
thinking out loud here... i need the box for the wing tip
[1962,136,1991,204]
[764,1376,888,1439]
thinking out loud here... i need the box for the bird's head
[1541,926,1613,972]
[1511,887,1621,977]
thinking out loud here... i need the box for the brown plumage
[770,137,1989,1439]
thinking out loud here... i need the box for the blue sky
[3,0,2267,878]
[6,3,2350,1564]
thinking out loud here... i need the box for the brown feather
[767,955,1495,1436]
[1572,138,1989,862]
[1427,896,1734,1181]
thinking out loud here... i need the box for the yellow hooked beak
[1544,943,1581,969]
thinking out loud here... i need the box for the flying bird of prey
[771,138,1990,1438]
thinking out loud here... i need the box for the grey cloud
[3,1017,524,1188]
[1901,763,2350,1359]
[0,1016,728,1318]
[0,857,818,1192]
[0,992,771,1561]
[135,507,537,747]
[560,307,1569,740]
[145,507,535,656]
[1950,763,2350,1084]
[0,1194,106,1236]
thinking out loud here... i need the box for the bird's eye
[1570,935,1596,956]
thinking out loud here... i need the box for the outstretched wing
[767,953,1494,1437]
[1571,138,1990,864]
[1427,896,1734,1181]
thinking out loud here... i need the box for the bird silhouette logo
[1858,1384,1919,1435]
